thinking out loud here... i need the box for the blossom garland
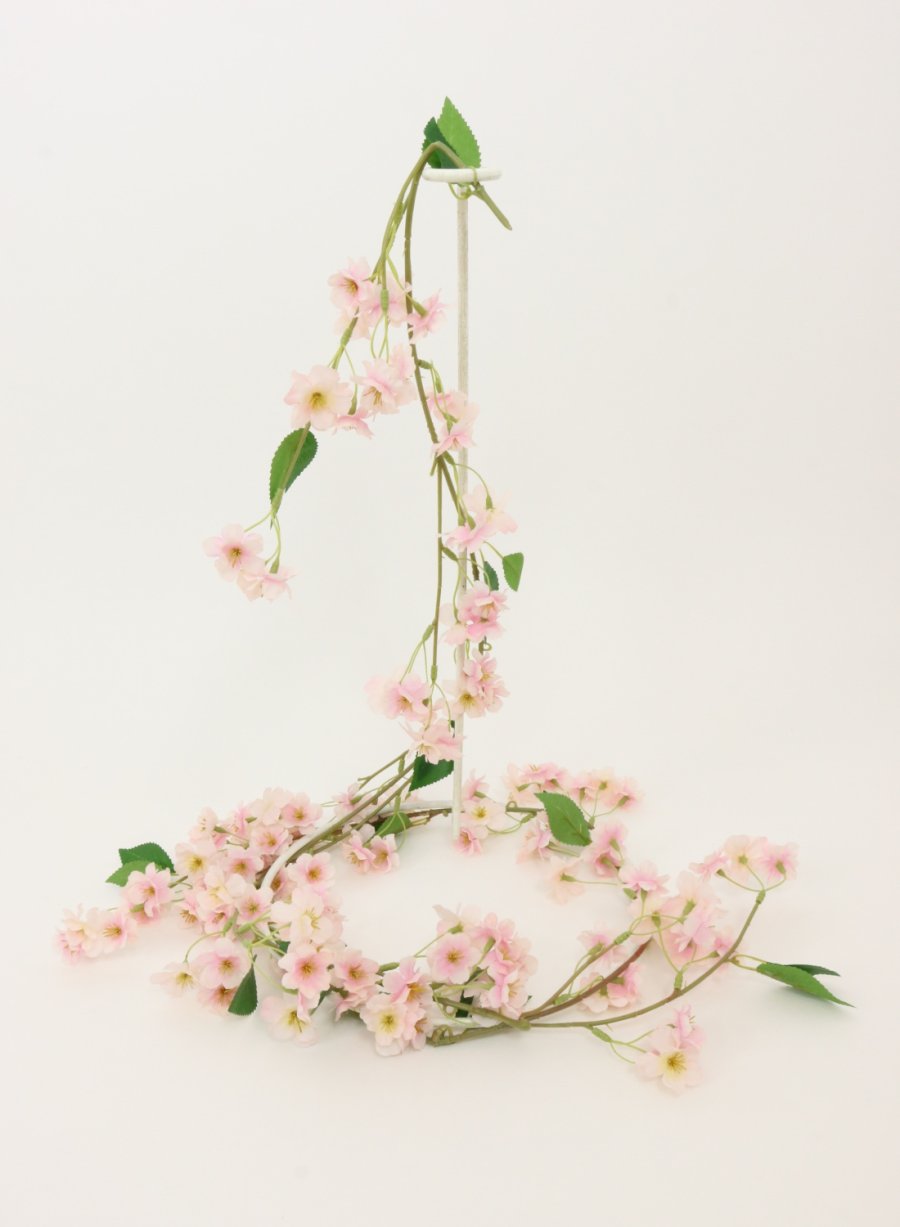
[61,100,848,1091]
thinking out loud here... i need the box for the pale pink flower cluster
[446,652,508,719]
[692,835,799,888]
[360,959,440,1055]
[443,486,517,552]
[327,258,445,343]
[575,930,644,1014]
[428,390,479,456]
[365,670,460,765]
[57,905,136,963]
[431,907,537,1020]
[341,825,399,874]
[443,582,507,646]
[203,524,293,602]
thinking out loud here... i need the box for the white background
[2,2,899,1223]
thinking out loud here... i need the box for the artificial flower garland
[60,101,848,1092]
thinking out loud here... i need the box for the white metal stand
[423,167,502,838]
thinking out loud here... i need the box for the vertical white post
[422,167,500,839]
[451,194,469,838]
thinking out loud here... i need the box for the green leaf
[437,98,481,168]
[228,966,258,1016]
[536,791,591,847]
[269,429,319,506]
[502,552,524,591]
[377,810,412,836]
[786,963,840,977]
[483,559,500,591]
[422,117,454,169]
[106,859,150,886]
[117,842,174,872]
[409,755,455,792]
[756,962,851,1006]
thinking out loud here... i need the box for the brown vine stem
[525,941,651,1021]
[524,937,648,1020]
[531,892,767,1032]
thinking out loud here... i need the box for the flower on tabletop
[122,864,173,920]
[454,821,483,856]
[260,994,318,1044]
[360,993,420,1056]
[547,855,585,902]
[277,943,331,1006]
[620,861,669,895]
[191,937,251,990]
[151,962,196,997]
[428,932,479,985]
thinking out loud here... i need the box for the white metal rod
[450,193,470,839]
[423,168,501,184]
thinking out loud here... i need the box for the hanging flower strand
[62,99,848,1091]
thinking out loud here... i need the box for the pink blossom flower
[287,852,335,895]
[191,937,251,989]
[260,994,318,1044]
[388,342,414,381]
[360,993,417,1056]
[406,717,460,764]
[196,984,236,1013]
[203,524,265,581]
[758,842,799,884]
[462,794,502,826]
[85,906,135,954]
[235,885,273,925]
[332,949,379,998]
[238,567,295,602]
[547,856,585,902]
[280,792,323,833]
[122,864,173,920]
[369,834,399,874]
[722,835,770,887]
[408,292,446,339]
[581,821,626,878]
[621,861,669,895]
[56,907,94,963]
[342,829,376,873]
[150,962,196,996]
[670,1006,705,1050]
[270,887,338,945]
[327,257,372,314]
[174,839,217,881]
[365,673,431,722]
[443,486,517,551]
[382,958,432,1006]
[518,816,551,862]
[454,822,483,856]
[284,365,353,431]
[428,390,479,456]
[443,583,507,646]
[634,1027,703,1093]
[428,933,479,985]
[447,653,508,719]
[690,849,730,879]
[355,357,414,416]
[277,943,331,1006]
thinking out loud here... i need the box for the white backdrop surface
[2,3,899,1224]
